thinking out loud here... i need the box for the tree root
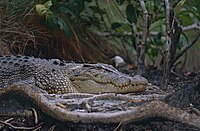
[0,84,200,128]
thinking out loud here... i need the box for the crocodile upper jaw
[70,75,148,93]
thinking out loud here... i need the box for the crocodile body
[0,55,148,94]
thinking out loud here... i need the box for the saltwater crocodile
[1,56,200,130]
[0,55,148,94]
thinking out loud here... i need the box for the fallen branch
[0,120,42,130]
[0,84,200,128]
[31,108,39,124]
[0,118,14,129]
[0,109,33,117]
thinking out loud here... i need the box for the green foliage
[35,0,52,17]
[116,0,125,5]
[174,0,200,26]
[1,0,199,65]
[145,0,154,14]
[185,0,200,20]
[81,4,106,28]
[174,0,186,15]
[111,22,122,30]
[35,0,71,37]
[1,0,107,56]
[107,0,200,64]
[177,33,189,49]
[126,4,137,24]
[111,22,130,33]
[34,0,106,37]
[147,33,163,63]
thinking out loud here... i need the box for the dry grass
[0,0,126,63]
[0,0,36,55]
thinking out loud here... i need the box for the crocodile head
[68,65,148,93]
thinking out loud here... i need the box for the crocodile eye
[53,61,59,65]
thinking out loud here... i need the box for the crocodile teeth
[118,82,124,87]
[102,79,108,84]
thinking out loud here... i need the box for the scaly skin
[67,63,148,93]
[0,55,148,94]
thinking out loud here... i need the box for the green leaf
[60,0,85,17]
[150,17,165,30]
[151,48,158,57]
[146,0,154,14]
[178,33,188,49]
[59,6,75,17]
[155,33,164,46]
[126,4,137,24]
[153,0,161,10]
[116,0,125,5]
[51,0,57,6]
[44,0,52,9]
[57,17,72,37]
[174,0,186,15]
[111,22,122,30]
[85,0,92,2]
[35,0,52,17]
[46,13,57,29]
[35,4,48,16]
[179,8,200,21]
[186,0,200,17]
[178,9,197,26]
[89,6,105,14]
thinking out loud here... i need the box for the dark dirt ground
[0,68,200,131]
